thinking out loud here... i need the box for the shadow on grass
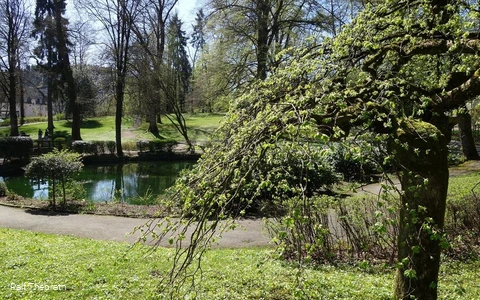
[63,120,103,129]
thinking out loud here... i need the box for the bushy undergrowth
[268,173,480,264]
[323,138,390,182]
[0,181,7,197]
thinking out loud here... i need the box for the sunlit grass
[0,228,478,299]
[0,114,225,143]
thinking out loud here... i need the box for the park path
[0,205,271,248]
[1,161,480,247]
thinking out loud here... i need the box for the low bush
[0,181,7,197]
[0,136,33,160]
[53,137,67,150]
[106,141,116,154]
[268,172,480,264]
[148,140,178,153]
[136,140,149,152]
[121,141,136,152]
[71,141,96,154]
[91,140,107,154]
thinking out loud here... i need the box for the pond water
[0,161,194,204]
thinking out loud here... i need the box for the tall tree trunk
[115,79,124,157]
[8,67,19,136]
[256,0,269,80]
[147,112,160,137]
[18,64,25,126]
[54,0,82,141]
[458,111,479,160]
[391,119,449,300]
[47,55,54,136]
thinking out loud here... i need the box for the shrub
[71,141,96,155]
[121,141,136,151]
[0,181,7,197]
[54,137,67,151]
[0,136,33,160]
[148,140,178,153]
[24,149,83,208]
[136,140,149,152]
[323,139,388,182]
[106,141,116,154]
[91,141,106,154]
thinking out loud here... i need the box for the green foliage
[136,140,178,153]
[71,141,96,155]
[0,136,33,160]
[235,142,339,215]
[90,141,106,154]
[0,181,7,197]
[53,137,67,151]
[324,139,389,182]
[106,141,116,154]
[24,149,83,207]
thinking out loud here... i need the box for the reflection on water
[0,161,194,204]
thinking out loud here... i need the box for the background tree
[32,0,61,136]
[77,0,142,157]
[130,0,178,136]
[52,0,81,140]
[0,0,30,136]
[163,13,193,150]
[142,1,480,299]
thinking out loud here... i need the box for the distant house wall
[0,99,48,118]
[24,98,47,117]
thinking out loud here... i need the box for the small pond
[0,161,194,204]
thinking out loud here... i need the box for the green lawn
[0,113,225,143]
[0,228,478,299]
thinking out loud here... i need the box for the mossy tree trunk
[391,120,449,300]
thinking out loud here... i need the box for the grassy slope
[0,228,478,300]
[0,114,225,143]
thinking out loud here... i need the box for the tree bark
[391,119,449,300]
[8,66,19,136]
[458,111,479,160]
[256,0,269,80]
[18,63,25,126]
[47,51,55,136]
[115,79,124,158]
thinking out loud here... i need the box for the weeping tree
[141,1,480,299]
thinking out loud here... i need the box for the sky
[177,0,199,30]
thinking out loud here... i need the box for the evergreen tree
[32,0,81,140]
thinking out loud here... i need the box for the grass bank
[0,228,478,299]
